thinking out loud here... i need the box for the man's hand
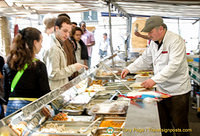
[141,79,156,88]
[74,63,88,71]
[121,69,130,79]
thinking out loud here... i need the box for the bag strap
[11,58,38,92]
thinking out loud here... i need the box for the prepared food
[52,113,68,121]
[100,121,124,128]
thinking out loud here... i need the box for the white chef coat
[127,31,191,96]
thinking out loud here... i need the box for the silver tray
[94,75,115,80]
[59,104,85,115]
[94,128,122,136]
[31,121,100,136]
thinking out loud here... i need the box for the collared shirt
[81,30,95,57]
[99,38,109,51]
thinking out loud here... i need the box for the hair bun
[18,29,25,37]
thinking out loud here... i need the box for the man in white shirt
[99,33,109,59]
[121,16,191,136]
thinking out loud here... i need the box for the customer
[3,27,50,116]
[79,21,95,68]
[58,13,70,20]
[71,22,77,28]
[121,16,191,136]
[37,17,56,61]
[99,33,109,59]
[71,27,88,66]
[0,56,5,119]
[43,16,88,90]
[58,14,78,81]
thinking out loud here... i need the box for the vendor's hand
[141,79,156,88]
[74,63,88,71]
[121,69,130,79]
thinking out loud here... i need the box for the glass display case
[0,53,161,136]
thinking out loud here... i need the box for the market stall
[0,53,164,136]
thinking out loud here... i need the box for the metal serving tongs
[100,62,133,92]
[79,116,103,133]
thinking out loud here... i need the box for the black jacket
[71,38,88,60]
[3,60,50,105]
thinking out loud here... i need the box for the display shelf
[0,53,161,136]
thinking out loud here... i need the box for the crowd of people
[0,15,191,136]
[0,13,114,117]
[0,14,101,117]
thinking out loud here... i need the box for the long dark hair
[8,27,41,71]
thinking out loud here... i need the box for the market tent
[0,0,200,18]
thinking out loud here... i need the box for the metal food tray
[105,81,134,86]
[85,100,106,114]
[95,90,116,96]
[66,116,94,122]
[31,121,100,136]
[104,85,129,90]
[59,104,85,115]
[94,75,115,80]
[94,128,122,136]
[99,120,125,129]
[93,111,126,115]
[89,100,130,115]
[93,94,112,99]
[102,117,126,121]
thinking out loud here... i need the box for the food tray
[99,120,125,128]
[93,94,112,99]
[99,117,126,129]
[51,115,94,122]
[66,116,94,122]
[89,100,129,115]
[95,90,116,96]
[31,121,100,136]
[104,85,129,90]
[59,104,85,115]
[105,81,134,86]
[94,75,115,80]
[94,128,122,136]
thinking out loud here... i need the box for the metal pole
[198,21,200,49]
[125,17,132,62]
[178,18,181,35]
[108,1,114,68]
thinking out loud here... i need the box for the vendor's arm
[121,47,153,78]
[127,47,153,72]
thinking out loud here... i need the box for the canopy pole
[107,1,115,68]
[125,17,132,62]
[198,21,200,49]
[178,18,181,35]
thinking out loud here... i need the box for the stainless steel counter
[123,101,161,136]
